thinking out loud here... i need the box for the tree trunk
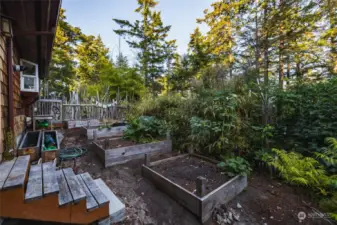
[328,0,337,75]
[262,0,270,125]
[286,55,290,85]
[255,10,260,73]
[278,0,285,89]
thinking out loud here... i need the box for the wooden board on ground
[0,158,16,190]
[95,178,125,224]
[25,164,43,201]
[43,162,59,195]
[80,173,109,206]
[3,155,30,189]
[76,174,98,211]
[62,168,86,203]
[56,170,73,206]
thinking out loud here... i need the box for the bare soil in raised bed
[151,155,230,195]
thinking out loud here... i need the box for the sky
[62,0,212,63]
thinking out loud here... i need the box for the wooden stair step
[0,157,17,190]
[62,168,86,203]
[76,174,98,211]
[25,164,43,201]
[43,161,59,196]
[56,170,73,206]
[95,178,125,224]
[3,155,30,190]
[80,173,109,206]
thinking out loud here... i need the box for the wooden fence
[34,99,127,122]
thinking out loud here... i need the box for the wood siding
[0,32,25,160]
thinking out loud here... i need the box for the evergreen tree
[113,0,175,95]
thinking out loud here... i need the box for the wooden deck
[0,155,122,224]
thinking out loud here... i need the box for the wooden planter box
[17,131,42,161]
[82,125,127,140]
[92,139,172,168]
[142,154,248,224]
[66,119,100,129]
[41,131,60,162]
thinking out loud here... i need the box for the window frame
[20,59,39,92]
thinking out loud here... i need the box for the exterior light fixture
[1,16,13,37]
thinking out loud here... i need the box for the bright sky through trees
[62,0,213,63]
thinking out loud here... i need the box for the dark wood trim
[6,37,14,131]
[15,31,54,36]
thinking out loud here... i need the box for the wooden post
[144,154,151,166]
[166,131,171,141]
[196,176,207,197]
[93,130,97,142]
[104,139,109,149]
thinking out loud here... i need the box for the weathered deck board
[3,155,30,189]
[56,170,73,206]
[25,164,43,201]
[0,157,17,190]
[76,174,98,211]
[95,178,125,224]
[80,173,109,206]
[62,168,86,203]
[43,161,59,195]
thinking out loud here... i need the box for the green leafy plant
[3,130,15,160]
[264,149,329,194]
[217,156,252,177]
[123,116,166,143]
[315,137,337,174]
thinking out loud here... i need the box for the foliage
[276,78,337,152]
[123,116,166,143]
[217,156,252,177]
[315,137,337,174]
[265,149,329,193]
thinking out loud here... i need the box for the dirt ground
[4,129,336,225]
[151,155,229,195]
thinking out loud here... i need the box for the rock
[217,214,223,224]
[233,213,240,221]
[276,206,282,210]
[270,216,274,219]
[228,212,233,221]
[237,203,242,209]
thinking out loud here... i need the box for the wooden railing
[62,104,127,121]
[34,99,63,121]
[34,99,127,121]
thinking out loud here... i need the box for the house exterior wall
[0,34,25,161]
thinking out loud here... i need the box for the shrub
[123,116,166,143]
[217,156,252,177]
[264,149,329,193]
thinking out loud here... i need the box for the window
[20,59,39,92]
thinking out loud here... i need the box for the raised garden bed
[92,138,172,168]
[81,124,127,140]
[66,119,100,129]
[41,130,60,162]
[18,131,42,161]
[142,154,248,224]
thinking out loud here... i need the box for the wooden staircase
[0,155,122,224]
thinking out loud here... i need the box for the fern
[264,149,329,190]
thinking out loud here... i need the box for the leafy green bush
[276,78,337,153]
[217,156,252,177]
[123,116,166,143]
[264,149,330,193]
[315,137,337,174]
